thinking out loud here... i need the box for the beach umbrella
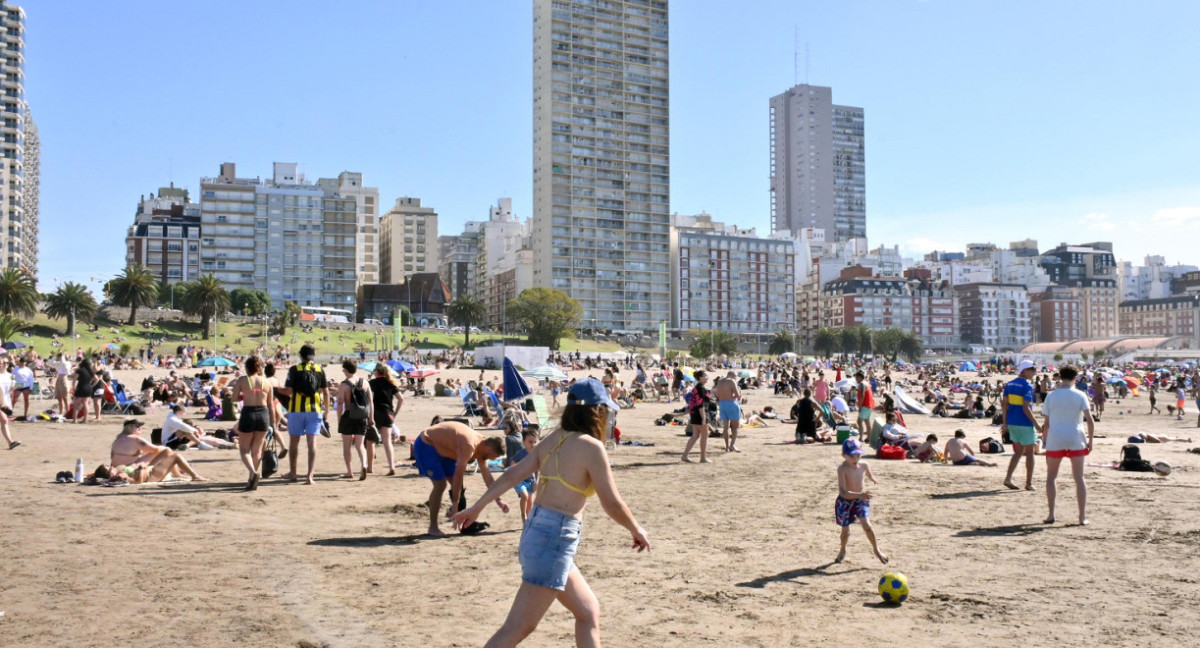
[1,341,26,350]
[105,343,121,350]
[502,357,532,402]
[407,368,439,379]
[959,361,978,371]
[524,365,569,381]
[196,356,236,367]
[359,361,399,377]
[387,359,416,373]
[681,374,696,382]
[779,352,798,359]
[834,378,854,392]
[1106,377,1125,385]
[737,370,754,378]
[1124,376,1140,387]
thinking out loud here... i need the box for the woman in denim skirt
[453,378,650,647]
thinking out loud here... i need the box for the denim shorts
[519,505,582,590]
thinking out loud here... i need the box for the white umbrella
[524,365,569,382]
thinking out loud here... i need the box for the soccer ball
[1154,461,1172,477]
[878,571,909,604]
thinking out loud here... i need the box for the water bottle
[74,458,84,483]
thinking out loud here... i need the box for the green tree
[108,264,160,325]
[0,313,27,342]
[273,300,303,335]
[447,295,486,348]
[230,288,272,316]
[1053,353,1064,362]
[42,281,97,337]
[1093,349,1106,360]
[838,327,858,358]
[156,281,192,309]
[872,328,905,360]
[690,329,739,358]
[180,274,230,339]
[768,329,794,355]
[855,326,874,356]
[814,327,839,359]
[0,268,38,318]
[898,330,924,363]
[506,287,582,350]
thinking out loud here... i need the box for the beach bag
[345,379,369,420]
[365,423,382,444]
[878,444,907,460]
[261,433,279,478]
[1119,444,1153,472]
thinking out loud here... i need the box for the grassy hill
[14,310,623,358]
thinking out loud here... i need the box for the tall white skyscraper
[532,0,670,332]
[769,84,864,242]
[0,3,35,276]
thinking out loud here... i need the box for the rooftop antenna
[793,26,800,86]
[806,41,810,84]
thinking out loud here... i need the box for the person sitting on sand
[879,412,921,454]
[107,419,209,482]
[161,404,235,450]
[943,430,997,467]
[914,434,942,463]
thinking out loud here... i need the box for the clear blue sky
[22,0,1200,292]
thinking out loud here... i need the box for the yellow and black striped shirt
[285,362,327,413]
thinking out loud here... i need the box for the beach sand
[1,364,1198,648]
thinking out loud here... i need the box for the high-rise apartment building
[438,224,482,302]
[0,3,34,276]
[475,198,531,329]
[125,185,202,285]
[532,0,671,331]
[317,172,380,286]
[21,104,35,274]
[769,84,865,241]
[379,197,439,284]
[200,162,359,310]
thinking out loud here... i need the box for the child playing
[835,438,888,564]
[944,430,997,467]
[508,427,540,524]
[914,434,942,463]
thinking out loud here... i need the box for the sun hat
[842,438,865,456]
[566,377,620,410]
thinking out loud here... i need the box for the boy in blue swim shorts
[714,372,743,453]
[507,427,540,524]
[835,439,888,564]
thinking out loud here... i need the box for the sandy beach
[1,362,1198,648]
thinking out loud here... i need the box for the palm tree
[0,267,38,318]
[768,329,794,355]
[689,329,738,358]
[813,327,839,359]
[181,274,230,339]
[447,295,486,347]
[42,281,97,337]
[0,313,26,342]
[838,327,858,359]
[108,264,160,325]
[855,326,874,357]
[898,331,923,363]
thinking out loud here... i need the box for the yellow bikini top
[539,431,596,497]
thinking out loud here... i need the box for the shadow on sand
[954,523,1046,538]
[928,489,1007,500]
[736,562,867,588]
[309,528,517,548]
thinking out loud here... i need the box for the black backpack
[291,364,320,396]
[345,378,369,420]
[1119,444,1154,472]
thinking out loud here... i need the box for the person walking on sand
[451,378,650,648]
[1002,361,1039,491]
[335,360,373,480]
[835,438,888,564]
[50,352,72,416]
[680,370,714,463]
[1038,365,1094,526]
[367,364,403,475]
[231,355,279,491]
[277,344,330,485]
[413,419,509,537]
[714,371,743,452]
[853,371,875,441]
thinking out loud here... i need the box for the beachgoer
[680,370,713,463]
[107,418,208,482]
[12,357,34,419]
[793,389,821,444]
[944,430,996,467]
[914,434,942,463]
[835,438,888,564]
[413,419,509,537]
[231,355,278,491]
[854,371,875,440]
[70,357,99,423]
[51,352,72,415]
[161,404,235,450]
[714,371,743,452]
[1038,365,1093,525]
[509,426,541,525]
[336,360,373,480]
[368,364,403,475]
[1002,361,1039,491]
[451,377,650,647]
[277,344,331,485]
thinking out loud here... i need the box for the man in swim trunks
[413,420,509,537]
[1002,361,1039,490]
[714,372,743,452]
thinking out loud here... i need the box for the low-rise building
[1029,285,1081,343]
[356,273,452,328]
[1118,295,1200,343]
[125,185,202,285]
[954,282,1031,350]
[820,270,913,331]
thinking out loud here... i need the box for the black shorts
[374,408,395,429]
[339,416,367,436]
[238,405,270,433]
[689,410,705,426]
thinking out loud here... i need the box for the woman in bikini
[452,377,650,648]
[231,355,278,491]
[107,419,208,483]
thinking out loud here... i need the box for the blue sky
[22,0,1200,291]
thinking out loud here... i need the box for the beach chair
[112,389,138,415]
[460,386,481,417]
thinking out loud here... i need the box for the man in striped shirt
[279,344,331,485]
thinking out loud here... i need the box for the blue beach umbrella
[387,359,416,373]
[196,356,236,367]
[502,357,532,401]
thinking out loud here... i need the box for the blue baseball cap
[842,438,865,456]
[566,377,620,410]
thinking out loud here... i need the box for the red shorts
[1045,448,1089,459]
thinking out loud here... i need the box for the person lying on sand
[944,430,997,467]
